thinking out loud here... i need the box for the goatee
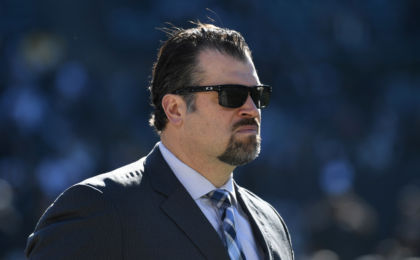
[217,118,261,166]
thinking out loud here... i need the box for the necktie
[206,189,246,260]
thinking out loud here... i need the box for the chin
[217,134,261,166]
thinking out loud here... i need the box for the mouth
[232,118,260,135]
[235,125,259,134]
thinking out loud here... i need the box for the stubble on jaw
[217,118,261,166]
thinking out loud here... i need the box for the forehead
[196,49,260,86]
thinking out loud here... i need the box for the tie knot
[206,189,232,209]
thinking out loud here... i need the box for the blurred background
[1,0,419,259]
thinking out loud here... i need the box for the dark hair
[148,22,252,133]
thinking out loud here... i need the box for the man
[25,23,294,260]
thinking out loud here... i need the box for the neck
[161,134,235,188]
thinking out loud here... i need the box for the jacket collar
[235,183,273,260]
[145,144,230,260]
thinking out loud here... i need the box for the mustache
[232,118,260,131]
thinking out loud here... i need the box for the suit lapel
[235,184,273,260]
[145,145,230,260]
[161,186,229,259]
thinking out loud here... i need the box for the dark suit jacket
[26,144,294,260]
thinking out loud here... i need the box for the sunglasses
[172,84,272,109]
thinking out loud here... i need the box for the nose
[238,94,260,118]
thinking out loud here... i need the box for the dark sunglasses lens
[259,87,271,108]
[219,88,248,108]
[250,86,271,108]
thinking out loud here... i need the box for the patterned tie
[206,189,246,260]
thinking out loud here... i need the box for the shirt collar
[158,142,235,201]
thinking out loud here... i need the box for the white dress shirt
[159,142,263,260]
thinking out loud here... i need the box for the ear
[161,94,186,127]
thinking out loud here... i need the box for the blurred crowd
[1,0,419,259]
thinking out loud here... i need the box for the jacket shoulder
[26,148,161,259]
[26,176,123,259]
[238,186,290,231]
[237,186,279,214]
[79,156,147,192]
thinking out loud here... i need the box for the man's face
[182,49,262,166]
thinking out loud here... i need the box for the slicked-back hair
[148,22,252,133]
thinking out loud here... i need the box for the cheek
[207,111,231,130]
[193,97,233,136]
[193,115,229,142]
[199,117,222,135]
